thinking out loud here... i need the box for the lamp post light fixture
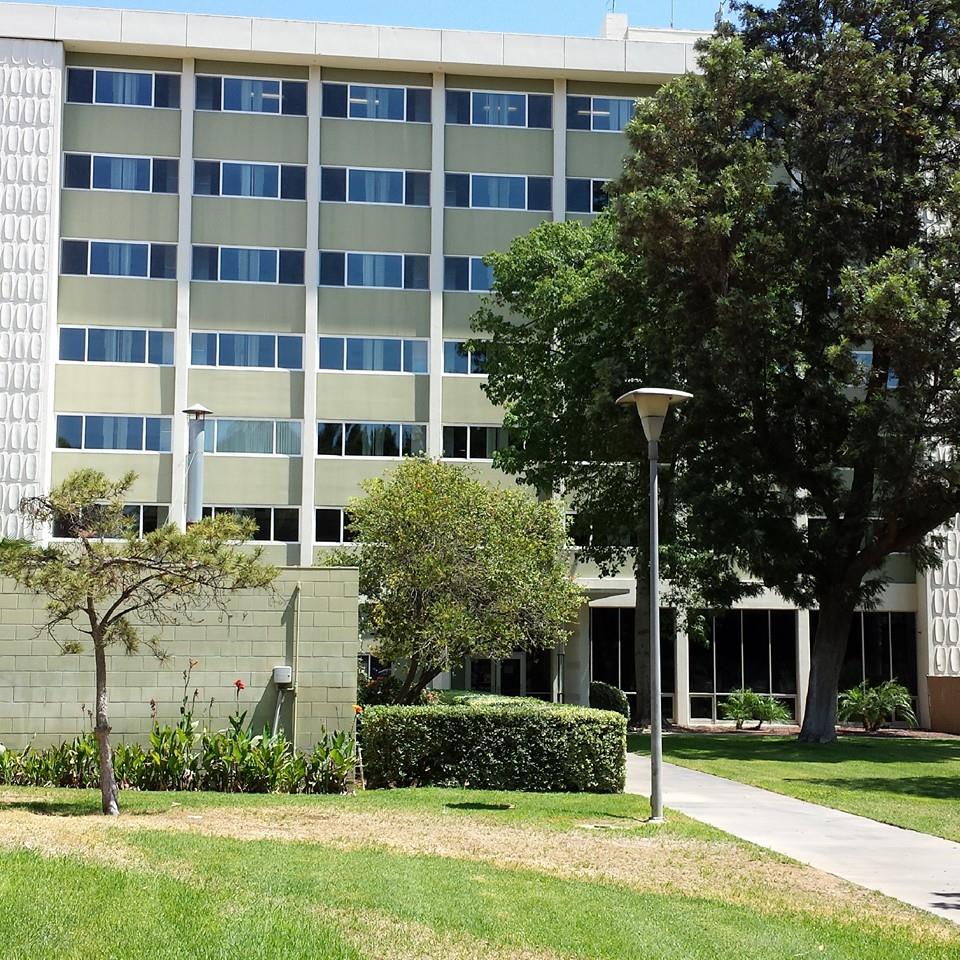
[616,386,693,822]
[183,403,212,527]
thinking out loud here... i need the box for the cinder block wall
[0,567,359,750]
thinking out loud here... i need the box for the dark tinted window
[61,240,89,275]
[277,336,302,370]
[403,255,429,290]
[319,337,345,370]
[527,94,552,128]
[567,95,591,130]
[278,250,305,285]
[152,158,178,193]
[405,171,430,206]
[194,160,220,196]
[317,422,344,456]
[280,165,306,200]
[320,166,346,201]
[153,73,181,108]
[406,87,431,123]
[282,81,307,116]
[443,425,467,459]
[150,244,177,280]
[444,256,469,291]
[319,251,345,286]
[445,90,470,124]
[527,176,552,211]
[593,180,609,212]
[195,75,222,111]
[273,508,300,542]
[316,508,342,542]
[56,415,83,449]
[59,328,86,361]
[321,82,348,117]
[445,173,469,208]
[714,611,741,692]
[63,153,91,189]
[192,245,219,281]
[566,178,591,213]
[66,68,94,103]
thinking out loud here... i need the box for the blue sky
[19,0,741,35]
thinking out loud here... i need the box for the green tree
[326,458,583,703]
[0,470,277,814]
[473,218,749,722]
[477,0,960,742]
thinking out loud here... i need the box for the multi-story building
[1,3,957,731]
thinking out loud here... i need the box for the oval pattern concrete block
[925,447,960,677]
[0,38,62,540]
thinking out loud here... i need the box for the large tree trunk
[798,593,858,744]
[633,567,651,727]
[93,640,119,815]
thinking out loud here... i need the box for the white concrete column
[563,605,591,705]
[796,608,811,725]
[299,65,322,566]
[0,39,64,541]
[170,58,195,530]
[552,78,566,222]
[674,623,691,725]
[915,572,932,727]
[427,71,446,457]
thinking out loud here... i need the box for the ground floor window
[589,607,676,722]
[689,610,798,722]
[454,649,556,700]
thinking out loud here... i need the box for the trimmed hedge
[589,681,631,719]
[362,703,626,793]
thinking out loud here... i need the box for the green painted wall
[55,365,173,415]
[66,51,182,72]
[58,277,176,327]
[447,74,553,94]
[318,204,430,254]
[443,209,545,256]
[318,289,430,338]
[441,377,501,422]
[204,457,302,505]
[51,452,172,502]
[442,293,483,338]
[445,126,552,175]
[190,284,306,333]
[188,370,305,419]
[566,130,630,179]
[322,67,432,86]
[194,113,308,163]
[61,192,178,243]
[0,569,359,748]
[196,59,308,80]
[314,458,392,504]
[317,373,429,422]
[567,80,658,96]
[319,118,432,170]
[62,103,180,157]
[192,197,307,248]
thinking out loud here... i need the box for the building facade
[1,3,957,730]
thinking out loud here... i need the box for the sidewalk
[626,752,960,924]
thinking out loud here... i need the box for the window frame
[444,171,552,212]
[566,94,636,133]
[319,165,431,207]
[446,87,553,129]
[60,239,177,281]
[315,421,428,459]
[315,507,355,545]
[202,504,301,544]
[317,335,429,375]
[442,423,506,462]
[318,250,429,291]
[321,81,431,124]
[442,339,487,376]
[566,177,610,214]
[54,413,173,453]
[191,245,305,285]
[65,66,181,110]
[194,74,307,116]
[443,256,494,293]
[189,330,304,371]
[203,417,303,458]
[62,151,179,194]
[57,325,174,367]
[192,158,307,201]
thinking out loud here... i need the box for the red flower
[234,679,246,691]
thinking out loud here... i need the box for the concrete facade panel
[194,113,308,164]
[316,372,429,422]
[191,197,307,248]
[188,369,305,419]
[441,376,501,422]
[443,209,546,257]
[445,126,552,176]
[318,117,432,170]
[51,451,172,501]
[55,364,174,414]
[566,130,631,179]
[203,456,302,504]
[61,191,179,243]
[58,277,177,327]
[63,103,180,156]
[190,283,306,333]
[318,204,431,255]
[318,289,430,338]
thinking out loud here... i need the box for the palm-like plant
[838,681,918,732]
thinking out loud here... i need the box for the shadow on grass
[445,802,514,812]
[796,776,960,800]
[629,732,960,766]
[0,799,103,817]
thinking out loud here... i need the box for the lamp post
[616,387,692,822]
[183,403,212,528]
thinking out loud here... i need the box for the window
[191,332,302,370]
[55,414,172,452]
[444,256,493,292]
[202,505,300,543]
[318,252,429,290]
[193,160,306,200]
[443,341,487,374]
[852,350,900,389]
[446,90,552,129]
[688,610,799,721]
[59,326,173,365]
[316,422,427,457]
[321,82,430,123]
[60,240,176,279]
[52,503,169,539]
[315,507,355,544]
[318,336,428,373]
[442,425,507,460]
[63,153,179,194]
[191,246,304,285]
[195,75,307,115]
[319,167,430,206]
[66,68,180,108]
[444,173,551,212]
[203,419,302,456]
[566,95,635,132]
[566,178,610,214]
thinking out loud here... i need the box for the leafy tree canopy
[326,458,583,703]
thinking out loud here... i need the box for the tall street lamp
[183,403,212,527]
[616,386,692,822]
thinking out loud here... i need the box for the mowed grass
[630,732,960,841]
[0,785,958,959]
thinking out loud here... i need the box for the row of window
[60,240,176,279]
[62,154,607,214]
[192,246,305,285]
[56,328,489,375]
[65,68,636,131]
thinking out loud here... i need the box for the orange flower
[234,679,246,691]
[354,704,363,715]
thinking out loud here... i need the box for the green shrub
[721,689,792,729]
[362,703,626,793]
[436,689,550,709]
[589,681,631,719]
[839,680,918,732]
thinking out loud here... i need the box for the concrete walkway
[626,752,960,924]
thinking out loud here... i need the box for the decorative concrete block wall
[0,38,62,539]
[0,567,359,749]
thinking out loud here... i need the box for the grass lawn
[630,732,960,841]
[0,785,958,959]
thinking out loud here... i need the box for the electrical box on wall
[272,665,293,686]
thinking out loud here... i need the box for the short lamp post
[183,403,212,527]
[616,387,692,822]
